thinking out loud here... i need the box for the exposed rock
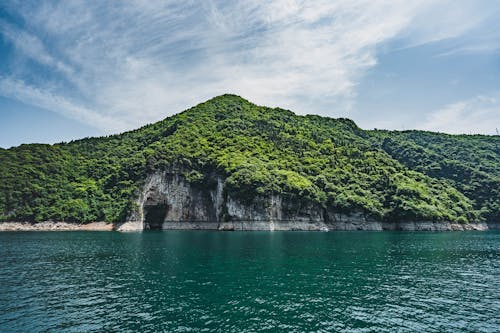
[381,221,489,231]
[0,221,112,231]
[121,171,494,232]
[114,221,143,232]
[128,172,223,227]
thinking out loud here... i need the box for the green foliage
[372,130,500,221]
[0,94,498,223]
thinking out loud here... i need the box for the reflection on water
[0,231,499,332]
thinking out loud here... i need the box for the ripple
[0,231,499,332]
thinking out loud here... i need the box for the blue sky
[1,1,499,148]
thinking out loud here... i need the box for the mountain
[0,95,499,230]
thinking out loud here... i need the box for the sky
[1,0,500,148]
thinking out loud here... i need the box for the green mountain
[1,95,498,225]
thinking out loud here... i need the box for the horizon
[1,1,500,148]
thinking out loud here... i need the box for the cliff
[114,171,493,232]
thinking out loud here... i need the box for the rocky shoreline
[0,220,497,232]
[111,220,500,231]
[0,221,113,231]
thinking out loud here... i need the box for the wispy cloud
[0,20,69,74]
[0,77,128,131]
[418,95,500,135]
[0,1,496,132]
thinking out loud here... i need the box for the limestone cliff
[116,171,491,232]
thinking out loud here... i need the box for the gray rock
[121,171,492,232]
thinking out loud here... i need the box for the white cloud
[418,95,500,135]
[0,1,496,133]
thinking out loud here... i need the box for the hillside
[0,95,498,228]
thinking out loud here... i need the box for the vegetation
[0,95,498,223]
[372,130,500,221]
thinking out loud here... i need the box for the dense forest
[1,95,498,223]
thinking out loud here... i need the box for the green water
[0,231,498,332]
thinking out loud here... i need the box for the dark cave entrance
[143,203,168,230]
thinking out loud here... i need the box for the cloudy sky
[1,0,499,147]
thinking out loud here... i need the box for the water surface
[0,231,498,332]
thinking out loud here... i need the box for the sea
[0,231,498,332]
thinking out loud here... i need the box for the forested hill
[1,94,499,224]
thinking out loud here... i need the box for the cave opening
[143,203,168,230]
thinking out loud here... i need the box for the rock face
[118,171,493,232]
